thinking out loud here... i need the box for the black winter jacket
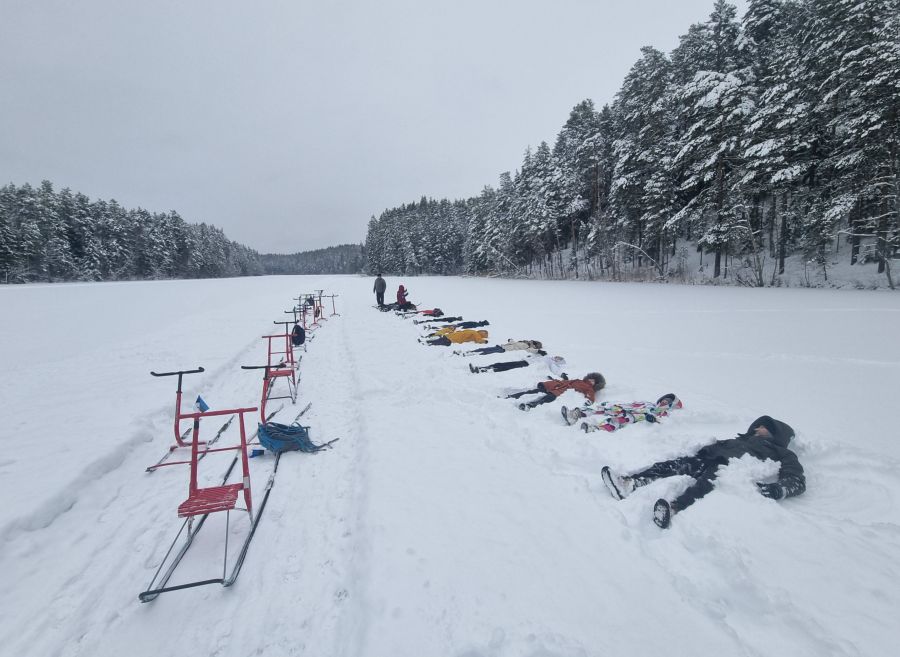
[697,416,806,498]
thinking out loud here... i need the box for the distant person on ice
[396,284,414,311]
[506,372,605,411]
[373,273,387,307]
[601,415,806,529]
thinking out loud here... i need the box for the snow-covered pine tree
[671,1,751,278]
[739,0,807,281]
[608,46,677,276]
[818,0,900,288]
[551,99,600,274]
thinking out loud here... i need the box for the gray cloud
[0,0,746,253]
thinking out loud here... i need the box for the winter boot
[581,422,594,433]
[653,499,674,529]
[518,403,530,411]
[469,363,477,374]
[560,405,585,426]
[602,466,637,500]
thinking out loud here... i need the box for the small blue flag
[195,396,210,413]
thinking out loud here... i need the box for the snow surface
[1,275,899,657]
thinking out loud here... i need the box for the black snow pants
[507,383,556,409]
[375,291,385,306]
[484,360,529,373]
[467,346,505,355]
[634,455,726,510]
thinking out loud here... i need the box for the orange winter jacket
[541,379,596,402]
[446,329,489,344]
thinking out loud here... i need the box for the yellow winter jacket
[446,329,489,344]
[433,325,457,337]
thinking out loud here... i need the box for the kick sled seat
[178,482,245,517]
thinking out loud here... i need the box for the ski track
[1,277,899,657]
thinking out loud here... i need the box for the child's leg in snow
[506,387,542,399]
[672,463,720,510]
[523,393,557,409]
[632,455,709,482]
[585,412,636,432]
[488,360,529,373]
[474,346,505,355]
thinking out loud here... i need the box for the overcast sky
[1,0,747,254]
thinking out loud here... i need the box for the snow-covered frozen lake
[1,275,898,657]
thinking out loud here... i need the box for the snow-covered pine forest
[0,182,366,283]
[260,245,366,276]
[364,0,900,289]
[0,181,264,283]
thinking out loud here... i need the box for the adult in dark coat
[602,415,806,528]
[373,273,387,307]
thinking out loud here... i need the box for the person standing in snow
[506,372,605,410]
[373,273,387,307]
[562,393,683,432]
[601,415,806,529]
[469,353,566,376]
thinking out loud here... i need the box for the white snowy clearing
[1,275,899,657]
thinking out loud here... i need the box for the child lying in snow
[458,339,543,356]
[469,354,566,376]
[602,415,805,529]
[561,393,683,432]
[424,329,489,346]
[424,321,490,338]
[505,372,605,410]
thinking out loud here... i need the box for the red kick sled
[139,368,263,602]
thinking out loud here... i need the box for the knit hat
[585,372,606,391]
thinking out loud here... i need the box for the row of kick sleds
[138,290,340,603]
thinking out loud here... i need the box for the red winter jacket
[541,378,596,402]
[397,285,408,305]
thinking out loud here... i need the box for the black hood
[744,415,795,448]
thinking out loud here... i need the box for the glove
[756,482,784,500]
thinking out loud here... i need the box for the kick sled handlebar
[241,364,278,371]
[151,367,205,378]
[150,367,206,449]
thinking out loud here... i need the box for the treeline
[0,181,263,283]
[260,243,365,275]
[365,0,899,288]
[365,198,469,275]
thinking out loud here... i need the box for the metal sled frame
[241,360,297,426]
[146,368,236,472]
[139,403,259,602]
